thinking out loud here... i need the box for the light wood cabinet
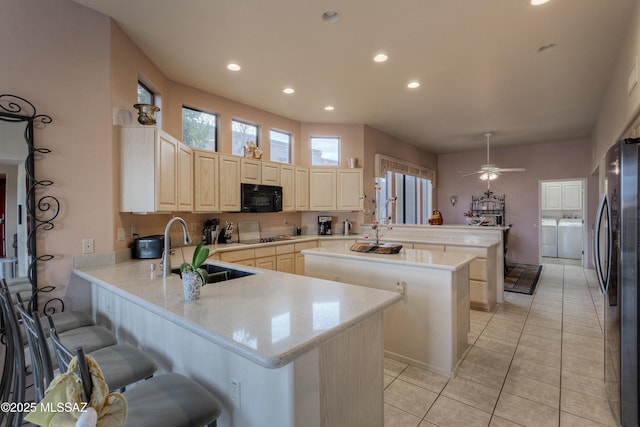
[261,161,281,186]
[281,165,295,211]
[309,169,337,210]
[219,155,241,211]
[277,253,295,273]
[120,126,188,213]
[193,150,219,212]
[178,144,193,211]
[294,240,318,275]
[337,169,363,211]
[256,256,277,270]
[295,167,309,211]
[241,158,261,184]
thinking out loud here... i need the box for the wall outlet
[117,227,126,241]
[230,378,241,408]
[283,219,288,225]
[191,223,198,231]
[130,226,136,238]
[82,239,94,254]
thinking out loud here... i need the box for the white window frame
[310,136,340,166]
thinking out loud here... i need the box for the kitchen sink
[171,263,256,283]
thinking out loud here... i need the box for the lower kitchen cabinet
[256,256,276,270]
[294,240,319,275]
[276,254,295,273]
[276,244,295,273]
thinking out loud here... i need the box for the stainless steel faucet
[162,216,191,277]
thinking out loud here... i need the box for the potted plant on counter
[179,242,210,301]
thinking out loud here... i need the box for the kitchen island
[72,260,401,427]
[303,244,476,378]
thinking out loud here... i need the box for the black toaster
[133,235,164,259]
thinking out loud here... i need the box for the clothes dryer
[558,218,582,259]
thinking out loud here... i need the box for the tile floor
[383,263,619,427]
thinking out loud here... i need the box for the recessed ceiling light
[324,105,335,111]
[373,53,388,63]
[322,10,340,23]
[538,43,557,52]
[531,0,550,5]
[283,87,295,94]
[407,81,421,89]
[227,63,241,71]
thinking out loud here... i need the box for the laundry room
[539,179,586,265]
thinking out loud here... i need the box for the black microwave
[241,183,283,212]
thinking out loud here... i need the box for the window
[270,130,291,163]
[182,107,217,151]
[137,81,154,105]
[310,136,339,166]
[377,171,432,224]
[232,119,259,156]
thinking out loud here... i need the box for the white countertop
[166,233,497,264]
[74,260,401,369]
[302,244,477,271]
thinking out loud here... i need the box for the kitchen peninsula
[72,259,401,427]
[303,244,476,378]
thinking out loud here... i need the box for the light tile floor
[383,263,619,427]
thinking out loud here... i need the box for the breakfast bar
[72,260,401,427]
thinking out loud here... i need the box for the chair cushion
[90,344,157,391]
[124,373,222,427]
[59,326,117,354]
[48,311,95,334]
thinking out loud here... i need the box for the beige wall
[1,0,112,296]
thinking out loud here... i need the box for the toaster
[133,235,164,259]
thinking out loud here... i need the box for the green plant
[180,242,210,285]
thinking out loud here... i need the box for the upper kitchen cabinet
[562,181,582,210]
[120,126,192,213]
[309,169,337,210]
[193,150,219,212]
[542,181,582,210]
[178,144,193,211]
[295,167,309,211]
[542,183,562,210]
[309,168,363,211]
[337,169,363,211]
[261,161,281,186]
[280,164,295,211]
[219,155,241,211]
[241,158,261,184]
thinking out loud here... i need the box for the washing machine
[557,218,582,259]
[541,218,557,257]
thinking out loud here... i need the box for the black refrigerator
[595,138,639,426]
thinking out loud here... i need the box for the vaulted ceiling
[74,0,635,153]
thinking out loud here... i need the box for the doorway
[539,178,587,267]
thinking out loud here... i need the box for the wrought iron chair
[53,334,222,426]
[0,286,26,427]
[16,302,158,401]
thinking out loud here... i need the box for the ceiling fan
[458,132,525,181]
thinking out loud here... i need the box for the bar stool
[51,331,223,426]
[17,303,158,399]
[0,287,26,427]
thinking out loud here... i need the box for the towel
[25,355,128,427]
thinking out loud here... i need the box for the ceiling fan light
[480,172,498,181]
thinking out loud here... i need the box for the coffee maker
[318,216,333,235]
